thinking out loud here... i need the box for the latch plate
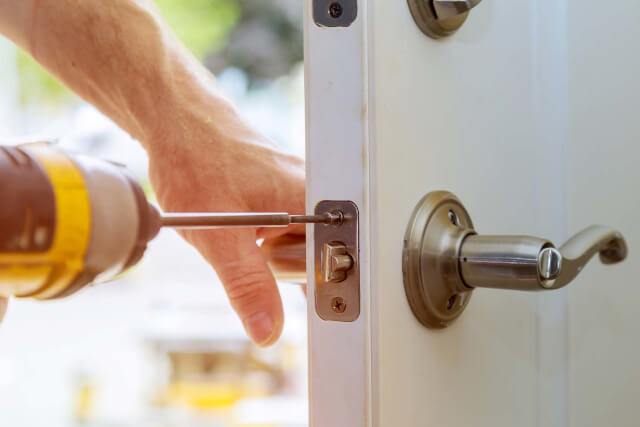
[314,200,360,322]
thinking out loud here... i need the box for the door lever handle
[460,225,628,291]
[432,0,482,20]
[402,191,629,328]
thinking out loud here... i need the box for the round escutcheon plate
[402,191,476,328]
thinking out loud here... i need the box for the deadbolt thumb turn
[402,191,628,328]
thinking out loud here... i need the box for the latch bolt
[323,242,354,282]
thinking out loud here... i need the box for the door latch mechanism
[259,201,360,322]
[315,201,360,322]
[402,191,628,328]
[323,241,354,283]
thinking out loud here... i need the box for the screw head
[328,2,343,19]
[331,297,346,313]
[448,209,460,226]
[446,295,458,311]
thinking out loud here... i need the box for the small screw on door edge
[328,2,344,19]
[331,297,346,313]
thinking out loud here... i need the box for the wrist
[142,80,256,160]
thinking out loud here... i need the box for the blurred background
[0,1,308,426]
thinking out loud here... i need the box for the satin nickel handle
[433,0,482,19]
[402,192,629,328]
[550,225,627,285]
[459,226,628,291]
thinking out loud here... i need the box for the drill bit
[160,211,343,230]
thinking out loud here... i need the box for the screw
[327,210,344,226]
[448,210,459,226]
[446,295,458,311]
[328,2,343,19]
[331,297,346,313]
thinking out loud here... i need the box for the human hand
[0,0,306,344]
[147,106,305,347]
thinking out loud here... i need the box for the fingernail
[243,312,274,346]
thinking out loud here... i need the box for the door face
[370,1,564,426]
[568,1,640,426]
[306,1,639,426]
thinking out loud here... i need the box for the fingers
[194,230,284,347]
[257,222,306,240]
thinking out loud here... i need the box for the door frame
[304,1,570,426]
[304,1,372,426]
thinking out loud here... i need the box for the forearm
[0,0,238,149]
[0,0,34,48]
[0,0,306,347]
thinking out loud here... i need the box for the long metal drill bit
[160,211,342,230]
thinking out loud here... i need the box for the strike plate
[314,200,360,322]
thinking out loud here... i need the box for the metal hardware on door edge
[313,0,358,28]
[408,0,482,39]
[402,191,628,328]
[315,200,360,322]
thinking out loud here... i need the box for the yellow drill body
[0,143,320,301]
[0,143,158,299]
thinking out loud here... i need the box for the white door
[304,1,640,426]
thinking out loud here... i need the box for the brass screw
[331,297,346,313]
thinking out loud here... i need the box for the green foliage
[155,0,241,58]
[17,0,241,105]
[209,0,303,82]
[17,51,73,106]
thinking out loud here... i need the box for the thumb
[195,230,284,347]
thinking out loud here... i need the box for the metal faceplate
[314,200,360,322]
[313,0,358,28]
[402,191,475,328]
